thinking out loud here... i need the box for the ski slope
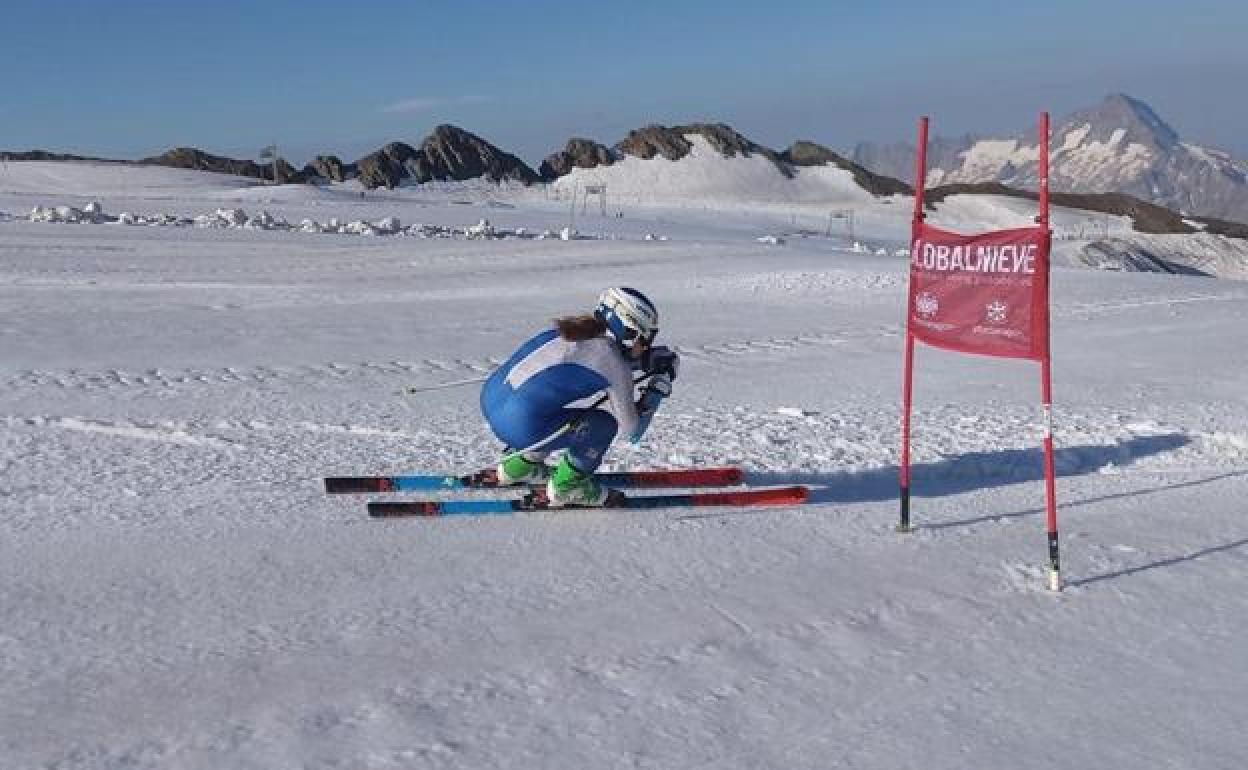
[2,162,1248,769]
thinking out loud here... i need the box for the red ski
[326,466,744,495]
[368,485,809,518]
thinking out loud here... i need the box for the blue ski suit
[481,329,639,472]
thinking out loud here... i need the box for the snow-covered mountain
[540,123,907,205]
[853,94,1248,222]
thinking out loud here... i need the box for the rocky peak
[417,124,538,185]
[354,125,539,189]
[536,123,793,181]
[1060,93,1180,151]
[140,147,297,181]
[851,94,1248,220]
[307,155,348,183]
[539,138,617,181]
[615,123,790,175]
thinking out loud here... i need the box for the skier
[480,287,680,506]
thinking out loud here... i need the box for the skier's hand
[642,346,680,381]
[635,372,672,416]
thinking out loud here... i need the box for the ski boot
[495,451,550,486]
[546,455,611,507]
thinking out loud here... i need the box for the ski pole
[402,376,488,395]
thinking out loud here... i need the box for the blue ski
[367,485,809,518]
[325,466,743,494]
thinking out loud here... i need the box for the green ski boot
[546,455,610,507]
[496,452,550,486]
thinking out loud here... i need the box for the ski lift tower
[259,143,282,185]
[826,209,855,243]
[582,184,607,216]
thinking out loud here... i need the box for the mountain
[537,123,792,182]
[141,147,297,183]
[537,123,902,204]
[778,140,911,197]
[852,94,1248,221]
[1,125,539,190]
[538,138,617,181]
[353,124,539,189]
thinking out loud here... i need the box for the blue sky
[3,0,1245,164]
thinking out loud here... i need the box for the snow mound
[17,201,628,244]
[29,202,111,224]
[551,135,875,206]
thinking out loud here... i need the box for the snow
[552,135,875,206]
[927,139,1042,187]
[1057,138,1154,185]
[1180,141,1231,167]
[929,132,1155,190]
[1060,123,1093,152]
[1075,233,1248,279]
[0,160,262,198]
[2,161,1248,769]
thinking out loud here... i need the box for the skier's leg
[481,374,554,484]
[550,408,617,472]
[544,409,618,505]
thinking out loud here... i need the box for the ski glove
[642,346,680,382]
[630,373,672,444]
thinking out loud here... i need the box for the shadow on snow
[746,433,1193,507]
[737,432,1248,586]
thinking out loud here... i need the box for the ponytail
[555,314,607,341]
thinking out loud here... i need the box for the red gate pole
[1037,111,1062,591]
[898,116,929,534]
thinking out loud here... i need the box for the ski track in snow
[0,329,885,394]
[6,283,1245,395]
[5,402,1246,539]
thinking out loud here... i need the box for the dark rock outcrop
[1193,216,1248,240]
[414,124,539,185]
[615,125,693,161]
[5,146,310,183]
[144,148,309,183]
[539,138,617,181]
[308,154,348,182]
[354,142,420,189]
[142,147,269,179]
[352,125,539,189]
[780,140,911,196]
[613,123,792,176]
[0,150,111,162]
[924,182,1197,235]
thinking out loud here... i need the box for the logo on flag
[907,222,1050,360]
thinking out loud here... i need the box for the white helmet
[595,287,658,353]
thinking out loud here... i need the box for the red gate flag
[908,222,1051,361]
[900,112,1062,591]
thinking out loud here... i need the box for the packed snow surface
[2,162,1248,769]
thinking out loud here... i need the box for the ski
[367,485,809,518]
[325,466,744,495]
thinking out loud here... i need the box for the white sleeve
[605,359,640,438]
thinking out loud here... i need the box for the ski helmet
[595,287,659,354]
